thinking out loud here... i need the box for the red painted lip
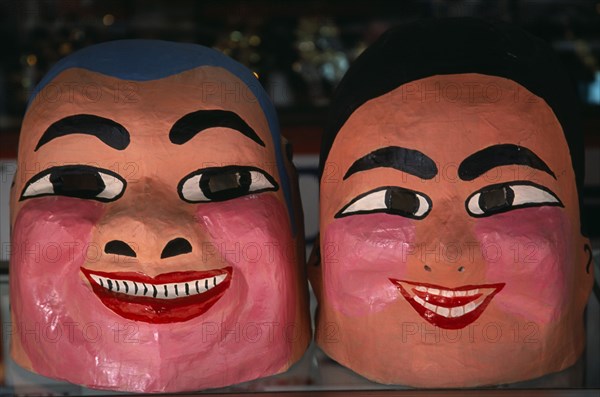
[81,267,232,324]
[390,279,504,330]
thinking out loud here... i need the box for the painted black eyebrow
[35,114,130,151]
[169,109,265,147]
[458,144,556,181]
[344,146,438,180]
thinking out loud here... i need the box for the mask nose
[104,240,137,257]
[413,204,484,281]
[160,237,192,259]
[103,237,193,259]
[423,264,467,273]
[84,178,230,275]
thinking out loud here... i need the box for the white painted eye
[466,181,562,217]
[95,174,126,200]
[180,174,206,201]
[178,166,278,203]
[336,186,432,219]
[21,174,54,197]
[20,165,126,202]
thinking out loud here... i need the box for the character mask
[310,18,594,387]
[10,40,310,392]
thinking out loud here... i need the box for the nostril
[424,264,432,272]
[457,266,465,272]
[161,237,192,259]
[105,240,137,257]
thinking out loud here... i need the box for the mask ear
[307,234,322,299]
[583,242,600,299]
[279,136,314,350]
[577,238,595,306]
[584,243,593,274]
[282,136,293,164]
[279,135,305,247]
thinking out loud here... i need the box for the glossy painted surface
[10,65,310,392]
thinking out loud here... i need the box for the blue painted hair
[28,39,295,232]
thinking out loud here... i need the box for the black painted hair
[319,17,586,231]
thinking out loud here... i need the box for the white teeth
[406,283,489,319]
[464,301,478,314]
[89,273,227,300]
[412,295,484,318]
[415,287,480,298]
[450,306,465,317]
[436,306,450,316]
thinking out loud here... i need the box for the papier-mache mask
[311,18,594,387]
[9,40,310,392]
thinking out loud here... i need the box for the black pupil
[200,170,251,201]
[50,171,105,199]
[479,186,514,213]
[386,187,420,215]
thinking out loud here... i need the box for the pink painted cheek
[322,213,415,316]
[191,193,297,373]
[10,197,104,369]
[474,206,572,323]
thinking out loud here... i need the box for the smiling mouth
[81,267,232,323]
[390,279,504,329]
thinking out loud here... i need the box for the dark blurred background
[2,0,600,147]
[0,0,599,237]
